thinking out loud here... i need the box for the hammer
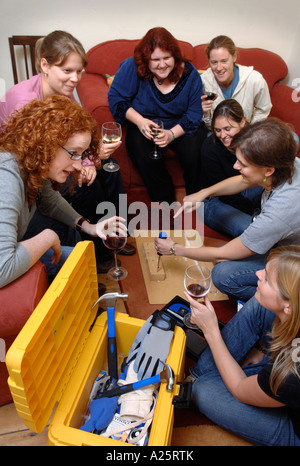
[96,361,175,398]
[92,292,128,380]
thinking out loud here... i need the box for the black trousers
[23,165,124,263]
[126,123,207,202]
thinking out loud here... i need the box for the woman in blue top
[108,27,207,203]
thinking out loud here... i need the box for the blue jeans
[211,252,269,301]
[39,246,73,281]
[201,186,262,238]
[190,297,300,446]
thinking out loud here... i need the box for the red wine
[204,92,217,100]
[187,283,207,298]
[103,235,126,251]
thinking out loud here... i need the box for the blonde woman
[184,245,300,446]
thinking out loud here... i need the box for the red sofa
[0,261,48,405]
[77,39,300,204]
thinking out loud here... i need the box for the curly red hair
[134,27,185,83]
[0,95,100,206]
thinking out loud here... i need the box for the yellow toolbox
[6,241,186,446]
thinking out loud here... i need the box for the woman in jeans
[199,99,262,238]
[183,245,300,446]
[156,118,300,301]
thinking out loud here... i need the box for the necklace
[156,77,165,85]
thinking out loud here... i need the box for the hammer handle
[107,306,118,380]
[98,374,160,398]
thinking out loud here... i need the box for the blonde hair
[35,30,87,73]
[267,246,300,395]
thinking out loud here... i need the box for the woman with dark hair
[201,35,272,129]
[198,99,262,237]
[0,95,125,287]
[184,245,300,446]
[108,27,207,203]
[157,118,300,301]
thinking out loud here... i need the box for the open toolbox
[6,241,186,446]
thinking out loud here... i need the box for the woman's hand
[50,235,63,265]
[184,292,219,337]
[137,118,159,140]
[81,216,127,239]
[201,94,215,117]
[98,138,122,160]
[154,129,173,148]
[78,166,97,187]
[173,191,205,219]
[154,236,176,255]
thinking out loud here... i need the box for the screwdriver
[157,231,167,271]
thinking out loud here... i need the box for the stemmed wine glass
[102,224,128,281]
[183,264,212,329]
[148,119,164,159]
[102,122,122,172]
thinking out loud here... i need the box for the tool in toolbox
[80,292,128,432]
[95,361,174,398]
[92,292,128,379]
[156,231,167,271]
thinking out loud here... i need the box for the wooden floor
[0,402,48,446]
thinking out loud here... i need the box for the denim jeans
[211,252,270,301]
[201,186,262,238]
[190,297,300,446]
[39,246,74,282]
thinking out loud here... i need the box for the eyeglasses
[59,145,92,161]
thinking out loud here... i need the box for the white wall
[1,0,300,93]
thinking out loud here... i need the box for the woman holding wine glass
[108,27,207,203]
[183,245,300,446]
[183,264,212,329]
[156,118,300,301]
[0,30,135,273]
[200,35,272,130]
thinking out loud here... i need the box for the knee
[211,262,229,289]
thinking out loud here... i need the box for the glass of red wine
[148,119,164,159]
[203,91,217,101]
[183,264,212,329]
[102,226,128,281]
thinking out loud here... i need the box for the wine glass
[102,226,128,281]
[148,119,164,159]
[183,264,212,329]
[102,122,122,172]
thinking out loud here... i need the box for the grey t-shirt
[0,152,80,287]
[241,158,300,254]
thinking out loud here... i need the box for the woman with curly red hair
[0,95,125,288]
[108,27,207,203]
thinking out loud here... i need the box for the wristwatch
[75,216,90,232]
[169,242,177,255]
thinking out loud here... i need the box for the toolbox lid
[6,241,99,433]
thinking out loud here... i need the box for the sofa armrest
[77,72,114,123]
[270,83,300,145]
[0,261,48,338]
